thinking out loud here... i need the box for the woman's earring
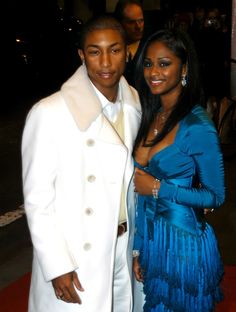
[181,75,187,87]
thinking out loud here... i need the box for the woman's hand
[133,257,144,282]
[134,167,160,195]
[204,208,214,214]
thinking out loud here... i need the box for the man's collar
[61,64,140,131]
[90,81,123,109]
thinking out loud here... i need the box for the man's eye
[111,48,121,53]
[125,19,144,25]
[126,20,136,25]
[88,50,99,55]
[143,60,152,68]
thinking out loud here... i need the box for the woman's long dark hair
[133,29,204,152]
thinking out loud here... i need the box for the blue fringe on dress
[140,216,224,312]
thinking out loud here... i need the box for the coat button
[86,139,95,146]
[85,208,93,215]
[87,175,96,182]
[83,243,91,251]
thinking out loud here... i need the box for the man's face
[79,29,126,98]
[121,4,144,44]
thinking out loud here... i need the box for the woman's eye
[143,60,152,68]
[160,62,170,67]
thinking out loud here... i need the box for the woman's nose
[150,65,160,76]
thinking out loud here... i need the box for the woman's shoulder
[177,105,218,145]
[177,105,220,154]
[182,105,217,134]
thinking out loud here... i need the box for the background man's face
[122,4,144,44]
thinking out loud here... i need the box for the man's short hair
[79,14,127,49]
[114,0,143,22]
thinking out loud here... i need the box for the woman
[132,29,225,312]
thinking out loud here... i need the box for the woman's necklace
[153,111,170,135]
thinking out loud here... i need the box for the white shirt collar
[90,82,123,122]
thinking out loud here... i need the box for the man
[22,15,141,312]
[114,0,145,86]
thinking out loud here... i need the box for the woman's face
[143,41,186,101]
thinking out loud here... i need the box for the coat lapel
[60,65,102,131]
[60,64,141,135]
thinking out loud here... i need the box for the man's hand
[52,271,84,304]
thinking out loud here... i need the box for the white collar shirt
[91,82,122,123]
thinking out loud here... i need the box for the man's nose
[135,20,143,28]
[101,53,111,66]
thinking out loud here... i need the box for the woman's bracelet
[132,250,140,258]
[152,178,160,199]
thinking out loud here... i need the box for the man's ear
[126,48,130,62]
[78,49,85,64]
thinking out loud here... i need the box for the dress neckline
[136,118,184,168]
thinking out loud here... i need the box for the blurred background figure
[173,11,193,33]
[195,7,230,101]
[191,5,206,33]
[114,0,145,86]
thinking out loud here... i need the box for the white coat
[22,65,141,312]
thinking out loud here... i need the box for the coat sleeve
[22,102,78,281]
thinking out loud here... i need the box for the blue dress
[134,105,225,312]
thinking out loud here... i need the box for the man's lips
[98,72,114,79]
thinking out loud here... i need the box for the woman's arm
[159,125,225,208]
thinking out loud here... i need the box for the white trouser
[133,278,145,312]
[112,232,131,312]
